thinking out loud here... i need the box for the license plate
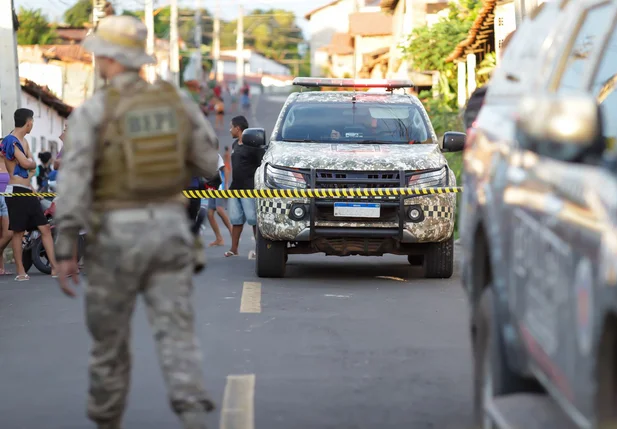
[333,202,380,218]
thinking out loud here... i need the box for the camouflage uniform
[53,16,219,429]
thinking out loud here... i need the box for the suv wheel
[423,236,454,278]
[472,287,542,425]
[255,227,287,278]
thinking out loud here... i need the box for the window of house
[555,3,616,92]
[498,17,504,26]
[41,136,47,152]
[31,137,37,154]
[591,20,617,152]
[49,141,58,158]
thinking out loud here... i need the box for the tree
[16,7,58,45]
[63,0,92,27]
[399,0,481,106]
[399,0,481,136]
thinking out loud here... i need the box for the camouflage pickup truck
[241,78,465,278]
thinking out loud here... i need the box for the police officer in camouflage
[53,15,219,429]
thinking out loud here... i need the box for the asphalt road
[0,93,474,429]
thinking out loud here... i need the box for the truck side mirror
[442,131,466,152]
[242,128,267,148]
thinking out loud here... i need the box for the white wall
[19,63,64,98]
[20,91,65,162]
[307,0,355,76]
[495,1,517,63]
[248,54,290,76]
[219,52,290,77]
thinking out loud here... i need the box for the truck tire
[423,236,454,278]
[255,228,287,278]
[472,287,541,425]
[407,255,423,266]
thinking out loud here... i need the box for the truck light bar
[292,77,414,89]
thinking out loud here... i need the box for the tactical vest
[92,78,192,209]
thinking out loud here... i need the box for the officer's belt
[101,205,186,223]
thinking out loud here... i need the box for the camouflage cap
[82,15,156,69]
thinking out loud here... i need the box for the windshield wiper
[354,140,405,144]
[281,139,314,142]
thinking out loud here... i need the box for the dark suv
[461,0,617,427]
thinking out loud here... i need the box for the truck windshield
[276,102,432,144]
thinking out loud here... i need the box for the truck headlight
[407,167,447,188]
[265,164,307,189]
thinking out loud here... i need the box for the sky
[14,0,317,39]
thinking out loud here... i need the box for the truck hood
[264,141,446,171]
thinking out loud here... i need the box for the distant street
[0,92,474,429]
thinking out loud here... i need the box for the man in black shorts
[1,108,57,280]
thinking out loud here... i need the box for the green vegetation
[63,0,92,27]
[399,0,481,137]
[16,7,58,45]
[399,1,482,238]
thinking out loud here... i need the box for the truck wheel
[423,236,454,278]
[255,228,287,278]
[472,287,541,426]
[407,255,423,265]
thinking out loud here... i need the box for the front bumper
[256,165,456,244]
[257,193,455,244]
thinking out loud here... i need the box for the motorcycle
[22,196,86,275]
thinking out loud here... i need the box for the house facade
[305,0,357,77]
[19,78,72,161]
[380,0,450,86]
[306,0,394,79]
[445,0,543,108]
[18,27,179,107]
[350,10,393,77]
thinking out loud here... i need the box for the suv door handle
[506,74,520,82]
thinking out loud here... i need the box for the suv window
[555,3,615,92]
[591,20,617,152]
[277,102,431,144]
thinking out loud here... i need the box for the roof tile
[349,11,393,36]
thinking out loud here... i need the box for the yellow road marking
[219,374,256,429]
[240,282,261,313]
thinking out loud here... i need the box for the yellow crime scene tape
[0,187,463,199]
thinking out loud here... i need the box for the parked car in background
[460,0,617,427]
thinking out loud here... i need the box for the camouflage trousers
[83,205,214,429]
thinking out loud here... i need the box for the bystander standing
[206,154,233,247]
[0,137,13,275]
[224,115,264,258]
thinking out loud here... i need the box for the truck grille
[314,170,402,189]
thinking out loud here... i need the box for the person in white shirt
[207,154,233,246]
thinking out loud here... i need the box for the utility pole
[169,0,180,85]
[0,0,20,136]
[144,0,156,83]
[194,0,202,84]
[236,4,244,91]
[213,0,223,82]
[92,0,106,91]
